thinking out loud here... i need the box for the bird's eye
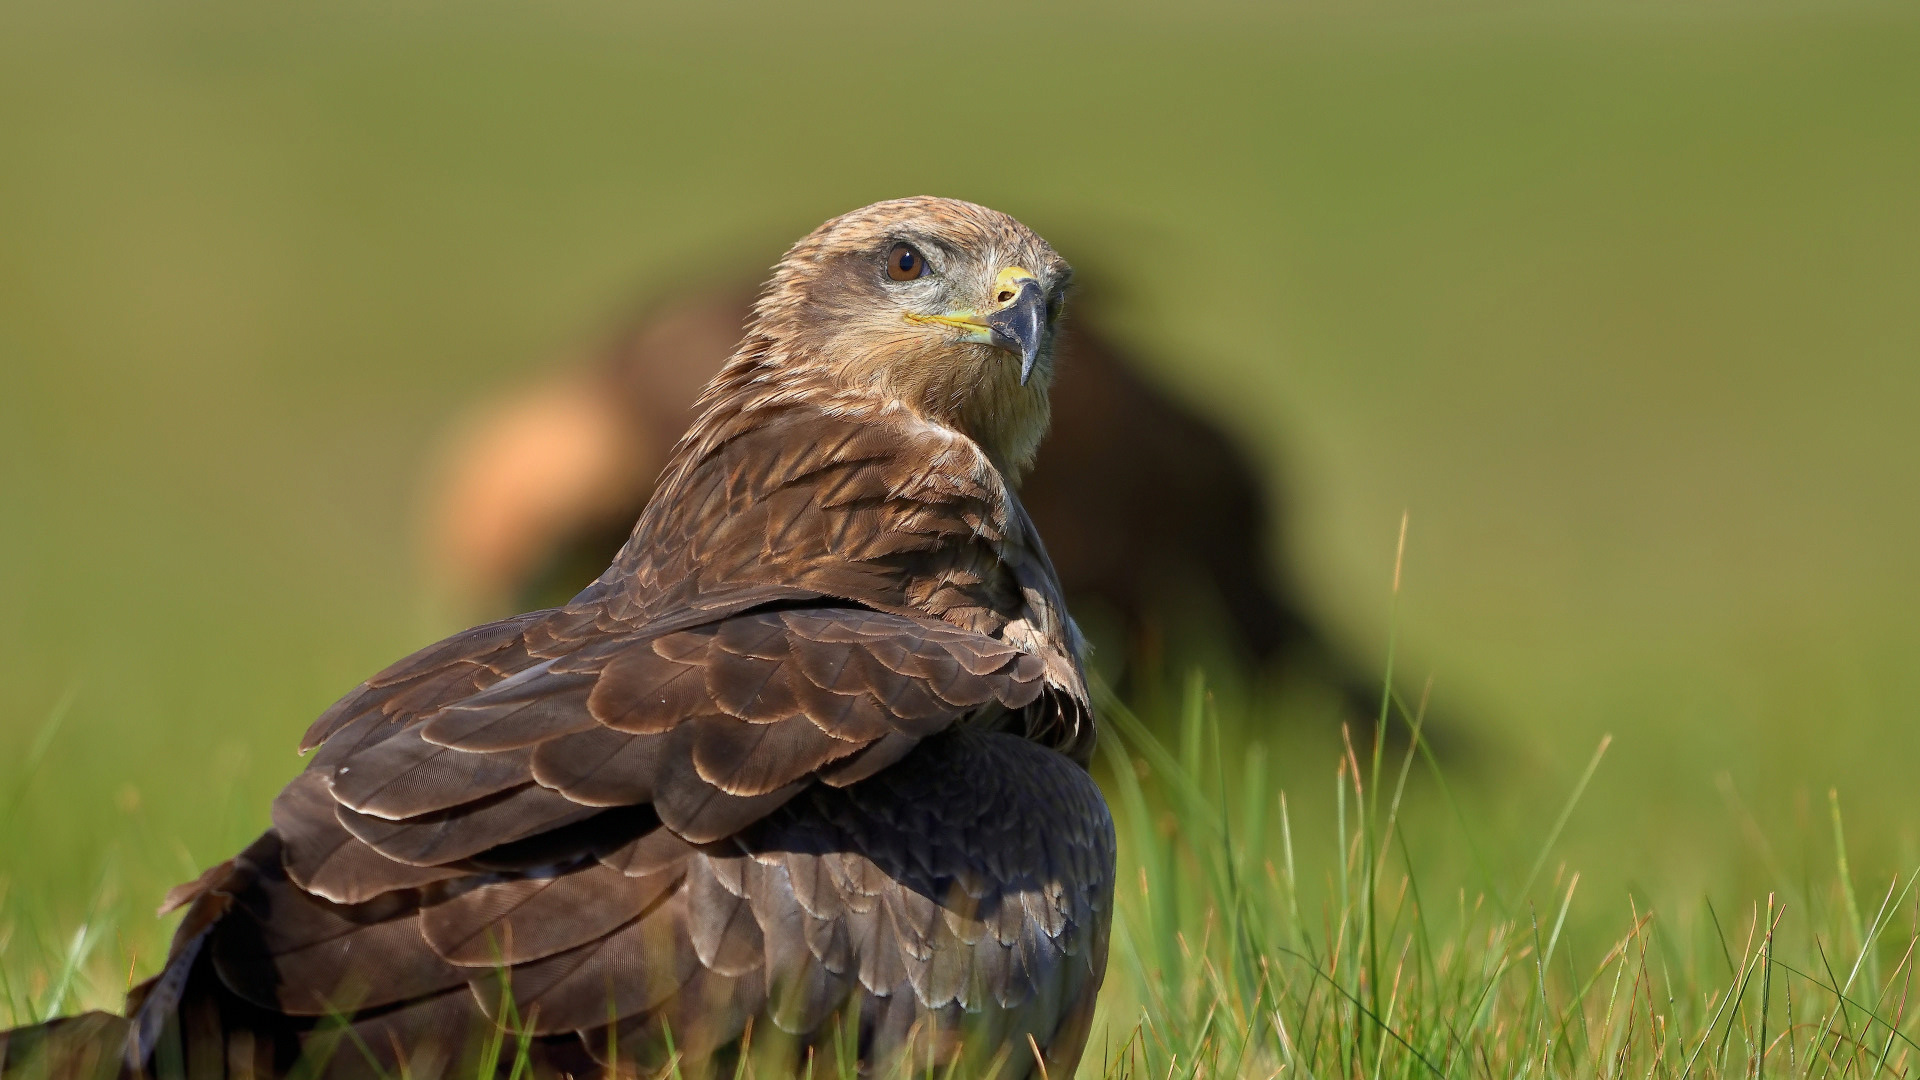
[885,243,927,282]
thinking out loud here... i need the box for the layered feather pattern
[5,198,1112,1080]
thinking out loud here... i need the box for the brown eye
[886,243,927,281]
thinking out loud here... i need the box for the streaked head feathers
[709,197,1072,479]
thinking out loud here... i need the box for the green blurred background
[2,0,1918,1009]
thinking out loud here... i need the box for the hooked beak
[906,266,1051,385]
[985,277,1047,385]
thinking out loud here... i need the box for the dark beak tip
[986,280,1048,386]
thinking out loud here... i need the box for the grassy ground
[4,0,1920,1075]
[6,544,1920,1079]
[1086,676,1920,1080]
[8,644,1920,1080]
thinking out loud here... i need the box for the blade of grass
[1516,735,1612,904]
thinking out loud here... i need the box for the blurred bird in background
[427,276,1383,715]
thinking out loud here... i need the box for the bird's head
[747,197,1073,478]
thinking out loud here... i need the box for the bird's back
[91,399,1107,1078]
[2,196,1114,1080]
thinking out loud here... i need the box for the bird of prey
[429,280,1353,687]
[1,198,1114,1079]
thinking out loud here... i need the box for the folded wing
[165,603,1065,1049]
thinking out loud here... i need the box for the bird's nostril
[997,290,1015,304]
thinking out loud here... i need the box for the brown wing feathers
[606,408,1027,638]
[74,199,1113,1078]
[137,601,1075,1061]
[316,606,1048,847]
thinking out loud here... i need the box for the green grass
[4,525,1918,1080]
[5,0,1920,1074]
[1085,676,1920,1080]
[9,657,1920,1080]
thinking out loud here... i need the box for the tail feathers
[0,1012,132,1080]
[0,859,233,1080]
[124,929,214,1072]
[124,855,241,1073]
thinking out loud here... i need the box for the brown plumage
[2,198,1113,1078]
[432,281,1354,687]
